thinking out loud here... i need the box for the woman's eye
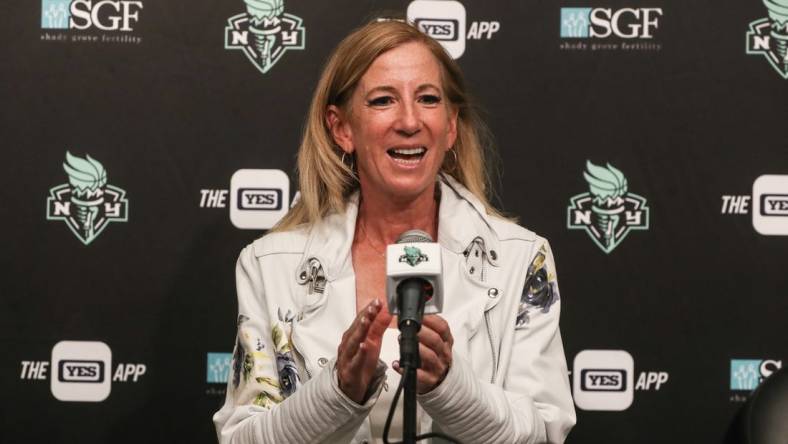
[419,94,442,105]
[367,96,393,106]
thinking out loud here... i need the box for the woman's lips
[387,146,427,165]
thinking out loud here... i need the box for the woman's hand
[336,299,392,404]
[393,314,454,394]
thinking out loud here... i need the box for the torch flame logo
[567,160,650,253]
[46,151,128,245]
[63,152,108,242]
[584,161,628,249]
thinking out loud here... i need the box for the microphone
[385,229,444,325]
[385,229,443,369]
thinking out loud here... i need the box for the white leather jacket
[213,175,576,444]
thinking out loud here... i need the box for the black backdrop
[1,0,787,443]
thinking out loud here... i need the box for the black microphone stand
[397,278,426,444]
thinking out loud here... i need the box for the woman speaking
[214,19,576,444]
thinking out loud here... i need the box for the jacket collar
[300,174,500,282]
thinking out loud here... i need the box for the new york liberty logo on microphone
[399,246,428,267]
[224,0,305,75]
[567,161,649,253]
[47,152,128,245]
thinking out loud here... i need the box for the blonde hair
[274,19,502,232]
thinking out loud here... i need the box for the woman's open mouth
[387,146,426,165]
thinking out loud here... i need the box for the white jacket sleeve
[418,240,576,443]
[213,245,386,444]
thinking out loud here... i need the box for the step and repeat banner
[1,0,786,443]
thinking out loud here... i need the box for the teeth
[392,147,426,155]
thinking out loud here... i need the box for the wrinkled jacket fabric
[213,175,576,443]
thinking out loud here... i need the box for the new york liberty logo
[567,161,649,253]
[747,0,788,79]
[47,152,129,245]
[225,0,305,75]
[399,246,428,267]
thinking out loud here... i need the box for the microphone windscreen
[396,229,433,244]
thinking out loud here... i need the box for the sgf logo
[47,152,129,245]
[561,7,662,39]
[41,0,143,31]
[225,0,305,75]
[567,161,649,253]
[747,0,788,79]
[731,359,782,391]
[207,353,233,384]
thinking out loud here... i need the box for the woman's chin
[381,178,437,202]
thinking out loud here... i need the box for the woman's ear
[446,106,459,149]
[326,105,354,154]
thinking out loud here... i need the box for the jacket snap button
[318,357,328,367]
[469,266,475,274]
[490,250,497,260]
[488,288,499,298]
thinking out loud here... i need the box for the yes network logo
[573,349,669,411]
[720,174,788,235]
[199,169,291,230]
[51,341,112,401]
[407,0,501,59]
[20,340,147,402]
[573,350,634,411]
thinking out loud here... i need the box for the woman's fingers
[352,301,391,370]
[391,320,453,394]
[347,337,370,370]
[337,300,386,403]
[391,357,447,394]
[366,302,392,344]
[339,301,379,359]
[422,315,453,347]
[418,324,451,360]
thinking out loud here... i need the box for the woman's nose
[394,101,421,136]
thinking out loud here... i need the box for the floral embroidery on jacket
[274,308,300,398]
[232,315,250,389]
[230,310,299,407]
[516,245,560,327]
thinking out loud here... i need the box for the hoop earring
[341,151,354,168]
[341,151,357,180]
[441,148,458,172]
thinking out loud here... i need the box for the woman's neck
[356,185,439,246]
